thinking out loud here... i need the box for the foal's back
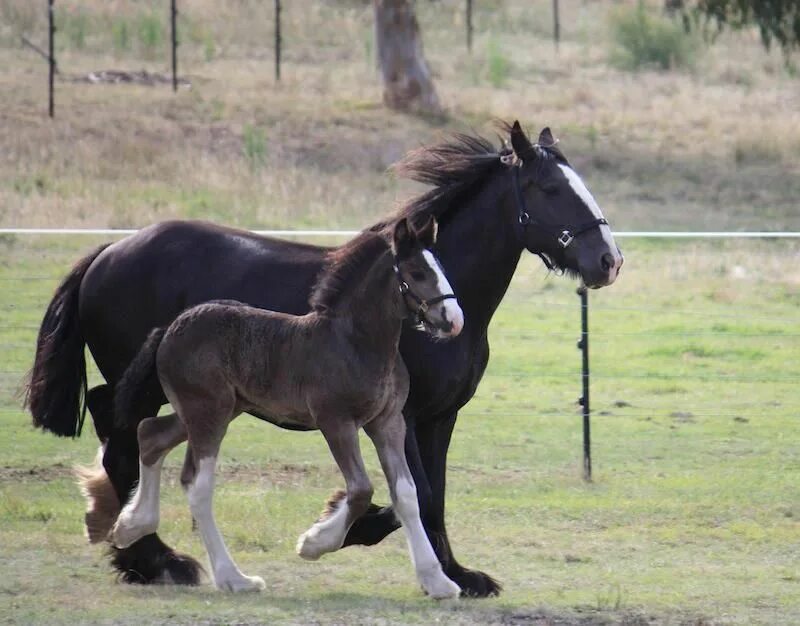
[155,301,404,431]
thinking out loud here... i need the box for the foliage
[680,0,800,53]
[610,2,700,70]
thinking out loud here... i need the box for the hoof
[110,534,205,585]
[110,516,155,549]
[446,565,502,598]
[215,573,266,593]
[296,527,328,561]
[419,566,461,600]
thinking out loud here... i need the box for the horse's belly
[239,398,317,431]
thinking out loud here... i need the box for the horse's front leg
[416,409,502,597]
[364,412,460,600]
[297,419,374,560]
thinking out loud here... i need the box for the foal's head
[392,217,464,339]
[505,121,624,288]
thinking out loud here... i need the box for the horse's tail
[114,327,167,431]
[24,244,111,438]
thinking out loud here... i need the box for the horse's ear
[415,216,438,248]
[392,218,414,256]
[538,127,568,162]
[510,120,533,160]
[538,127,555,147]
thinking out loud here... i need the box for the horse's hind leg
[179,399,265,593]
[111,413,187,548]
[364,413,460,599]
[296,419,374,561]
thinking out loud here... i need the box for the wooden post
[577,286,591,481]
[274,0,281,82]
[466,0,473,53]
[171,0,178,91]
[552,0,560,50]
[48,0,55,117]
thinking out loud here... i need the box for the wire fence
[1,229,798,475]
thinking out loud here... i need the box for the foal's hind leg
[179,399,265,592]
[297,419,374,561]
[111,413,187,548]
[364,413,460,599]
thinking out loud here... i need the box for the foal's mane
[310,231,391,314]
[374,129,506,234]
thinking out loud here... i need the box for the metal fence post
[48,0,55,117]
[171,0,178,92]
[577,286,591,481]
[275,0,281,82]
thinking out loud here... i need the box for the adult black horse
[26,122,623,597]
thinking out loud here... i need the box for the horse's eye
[540,183,559,196]
[410,271,427,281]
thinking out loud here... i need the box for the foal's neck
[332,251,404,351]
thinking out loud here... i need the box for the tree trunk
[374,0,442,115]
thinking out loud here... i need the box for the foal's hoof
[420,567,461,600]
[215,573,266,593]
[296,527,327,561]
[110,518,153,549]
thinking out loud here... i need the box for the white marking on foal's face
[556,163,617,252]
[421,250,464,336]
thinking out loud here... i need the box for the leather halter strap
[393,264,457,323]
[511,164,608,269]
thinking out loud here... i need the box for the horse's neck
[333,255,403,354]
[438,172,523,331]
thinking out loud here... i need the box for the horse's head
[506,121,623,288]
[391,216,464,339]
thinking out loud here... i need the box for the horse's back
[79,220,328,383]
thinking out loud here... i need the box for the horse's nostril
[601,252,615,273]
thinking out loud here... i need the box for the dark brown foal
[110,217,464,598]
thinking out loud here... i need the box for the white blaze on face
[421,250,464,336]
[557,163,617,253]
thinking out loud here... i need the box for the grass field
[1,0,799,624]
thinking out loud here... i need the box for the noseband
[393,264,457,327]
[508,161,608,271]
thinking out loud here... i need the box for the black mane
[374,131,506,233]
[309,231,391,314]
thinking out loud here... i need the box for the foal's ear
[392,218,414,256]
[510,120,533,160]
[415,216,438,248]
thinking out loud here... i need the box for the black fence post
[577,286,591,481]
[466,0,473,53]
[48,0,55,117]
[552,0,560,50]
[274,0,281,82]
[171,0,178,92]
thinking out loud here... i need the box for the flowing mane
[375,130,506,233]
[309,231,391,314]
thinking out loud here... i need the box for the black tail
[114,327,166,431]
[25,244,111,437]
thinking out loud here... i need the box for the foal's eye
[410,271,427,282]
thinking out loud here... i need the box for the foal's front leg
[365,413,461,600]
[296,419,374,561]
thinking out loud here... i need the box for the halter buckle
[519,212,531,226]
[558,230,574,248]
[398,281,409,294]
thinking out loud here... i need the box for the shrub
[609,2,699,71]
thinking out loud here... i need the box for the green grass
[1,238,798,625]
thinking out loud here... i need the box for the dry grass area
[0,0,798,231]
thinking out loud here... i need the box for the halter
[506,156,609,271]
[393,263,457,327]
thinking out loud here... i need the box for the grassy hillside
[0,0,798,231]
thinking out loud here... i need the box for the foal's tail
[114,328,166,431]
[24,244,111,438]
